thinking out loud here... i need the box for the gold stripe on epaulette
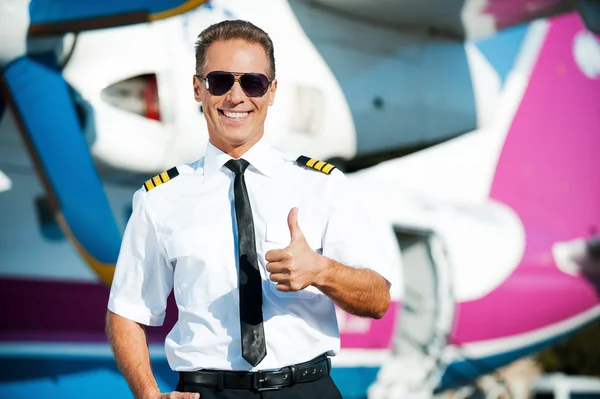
[322,163,335,174]
[144,167,180,192]
[296,155,336,175]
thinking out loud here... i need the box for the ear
[268,78,277,106]
[192,75,203,103]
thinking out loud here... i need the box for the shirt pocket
[264,219,323,301]
[165,226,234,306]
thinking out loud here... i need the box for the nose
[226,78,246,104]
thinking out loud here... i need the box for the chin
[223,128,260,144]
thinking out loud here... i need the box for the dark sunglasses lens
[240,74,269,97]
[206,72,234,95]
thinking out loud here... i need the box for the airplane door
[368,227,455,398]
[393,227,455,359]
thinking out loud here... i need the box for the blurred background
[0,0,599,398]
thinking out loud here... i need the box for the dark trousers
[176,376,343,398]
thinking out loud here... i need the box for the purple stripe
[0,331,108,343]
[0,277,176,343]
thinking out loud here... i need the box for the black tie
[225,159,267,367]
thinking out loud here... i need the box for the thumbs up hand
[287,206,305,243]
[265,208,326,292]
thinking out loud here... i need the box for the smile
[219,110,251,120]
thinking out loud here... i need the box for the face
[193,39,277,157]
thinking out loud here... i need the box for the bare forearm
[106,311,160,399]
[312,258,391,319]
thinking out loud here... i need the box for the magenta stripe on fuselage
[453,12,600,344]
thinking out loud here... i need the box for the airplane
[1,0,599,398]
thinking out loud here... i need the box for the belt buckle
[252,371,280,392]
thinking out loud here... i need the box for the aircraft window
[290,85,323,135]
[101,74,161,121]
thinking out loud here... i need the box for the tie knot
[225,158,250,175]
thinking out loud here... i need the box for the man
[106,19,392,399]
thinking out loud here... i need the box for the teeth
[223,111,249,119]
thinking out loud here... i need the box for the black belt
[179,355,331,391]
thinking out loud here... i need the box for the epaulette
[144,167,179,192]
[296,155,336,175]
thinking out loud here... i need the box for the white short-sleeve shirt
[108,138,392,372]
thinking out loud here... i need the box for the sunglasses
[197,71,272,97]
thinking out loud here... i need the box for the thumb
[287,207,304,242]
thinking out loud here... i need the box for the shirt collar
[203,137,282,181]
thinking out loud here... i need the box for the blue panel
[0,356,376,399]
[474,23,528,84]
[331,367,379,399]
[0,357,176,398]
[29,0,196,24]
[3,57,121,264]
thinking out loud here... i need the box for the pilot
[106,19,392,399]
